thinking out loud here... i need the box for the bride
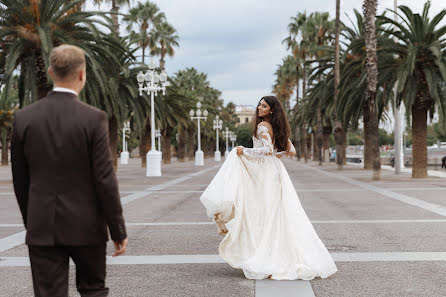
[200,96,337,280]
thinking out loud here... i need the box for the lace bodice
[243,125,295,157]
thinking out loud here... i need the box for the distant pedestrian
[442,156,446,169]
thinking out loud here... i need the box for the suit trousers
[28,244,109,297]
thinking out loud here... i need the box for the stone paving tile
[122,192,210,223]
[392,190,446,208]
[299,190,446,221]
[0,196,23,224]
[311,262,446,297]
[0,227,24,238]
[2,158,446,296]
[315,222,446,253]
[104,225,221,256]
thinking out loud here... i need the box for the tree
[0,84,17,165]
[124,1,165,64]
[363,0,381,180]
[149,21,179,71]
[124,1,166,167]
[1,0,117,102]
[333,0,347,168]
[91,0,130,31]
[380,2,446,178]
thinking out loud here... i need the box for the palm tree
[337,9,395,172]
[284,12,313,162]
[363,0,381,180]
[92,0,132,170]
[174,67,215,160]
[149,21,179,71]
[273,55,299,111]
[308,12,335,165]
[333,0,347,168]
[124,1,165,64]
[0,84,17,165]
[156,80,191,164]
[124,1,166,167]
[1,0,139,170]
[380,2,446,178]
[91,0,130,31]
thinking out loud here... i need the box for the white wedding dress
[200,125,337,280]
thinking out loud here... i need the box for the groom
[11,44,128,297]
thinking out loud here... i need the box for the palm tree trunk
[322,126,331,162]
[108,115,118,171]
[111,0,119,33]
[317,108,323,165]
[1,131,9,166]
[296,77,300,102]
[36,50,51,100]
[160,45,166,71]
[162,129,171,164]
[206,137,213,158]
[140,119,151,168]
[333,0,345,169]
[177,125,186,162]
[306,132,312,161]
[302,127,308,163]
[411,106,428,178]
[363,0,381,180]
[295,125,301,161]
[187,129,195,160]
[312,133,318,161]
[363,104,373,169]
[18,62,26,108]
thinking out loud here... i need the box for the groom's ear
[78,67,85,81]
[48,67,54,81]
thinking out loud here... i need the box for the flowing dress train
[200,125,337,280]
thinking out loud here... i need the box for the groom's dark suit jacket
[11,91,127,246]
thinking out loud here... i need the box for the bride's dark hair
[252,96,290,152]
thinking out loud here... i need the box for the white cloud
[85,0,446,107]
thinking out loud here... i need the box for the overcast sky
[87,0,445,107]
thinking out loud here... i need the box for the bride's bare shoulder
[257,122,273,137]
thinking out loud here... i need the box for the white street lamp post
[137,59,169,177]
[120,121,130,165]
[213,115,223,161]
[230,132,237,148]
[190,101,208,166]
[224,127,231,158]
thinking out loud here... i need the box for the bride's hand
[236,146,244,155]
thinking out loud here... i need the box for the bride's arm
[276,139,296,158]
[238,123,274,157]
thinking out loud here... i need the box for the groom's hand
[113,238,128,257]
[236,146,244,156]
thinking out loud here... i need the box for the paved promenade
[1,157,446,296]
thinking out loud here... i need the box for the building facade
[235,105,256,127]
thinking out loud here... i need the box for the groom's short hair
[49,44,86,82]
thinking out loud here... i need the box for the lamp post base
[120,151,129,165]
[214,151,221,162]
[195,150,204,166]
[224,150,230,158]
[146,150,162,176]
